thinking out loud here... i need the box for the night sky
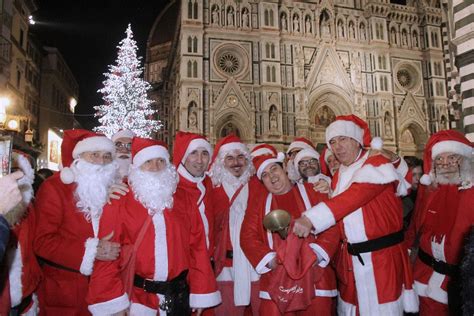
[33,0,170,129]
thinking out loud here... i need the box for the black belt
[418,248,459,277]
[37,256,80,274]
[134,270,190,315]
[11,294,32,315]
[347,230,404,265]
[226,250,233,259]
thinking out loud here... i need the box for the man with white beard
[34,129,120,315]
[207,135,261,315]
[87,137,221,316]
[406,130,473,315]
[112,129,135,181]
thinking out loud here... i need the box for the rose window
[218,53,240,75]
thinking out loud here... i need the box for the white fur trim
[414,280,448,304]
[23,293,39,315]
[432,140,472,159]
[294,149,320,169]
[259,291,271,300]
[420,174,432,185]
[219,142,248,156]
[370,137,383,150]
[326,120,364,147]
[133,145,169,168]
[255,252,276,274]
[130,302,157,316]
[256,154,285,179]
[402,287,419,313]
[307,174,332,186]
[152,212,168,281]
[324,149,334,164]
[189,290,222,308]
[337,295,358,315]
[251,147,274,158]
[112,129,135,142]
[309,243,330,267]
[73,136,115,159]
[287,141,314,153]
[351,162,409,197]
[79,237,99,276]
[88,293,130,315]
[315,289,338,297]
[182,138,212,163]
[60,167,75,184]
[303,202,336,234]
[8,245,23,307]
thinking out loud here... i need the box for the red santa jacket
[407,183,474,304]
[0,205,42,315]
[303,152,418,315]
[87,189,221,315]
[240,182,339,300]
[34,173,100,276]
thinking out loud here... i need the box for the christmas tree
[94,24,161,138]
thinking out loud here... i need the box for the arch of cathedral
[146,0,449,157]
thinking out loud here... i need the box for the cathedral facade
[145,0,448,156]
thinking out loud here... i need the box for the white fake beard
[128,165,178,215]
[286,160,302,182]
[435,159,472,186]
[72,159,118,220]
[209,159,253,191]
[116,156,131,179]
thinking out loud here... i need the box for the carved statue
[390,28,397,44]
[227,7,234,26]
[338,21,344,38]
[305,17,311,33]
[270,108,278,130]
[293,15,300,32]
[360,23,366,40]
[348,21,355,39]
[188,109,198,129]
[242,8,249,28]
[384,112,393,138]
[212,7,219,25]
[281,13,287,31]
[402,29,408,46]
[412,32,418,47]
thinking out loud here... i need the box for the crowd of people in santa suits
[0,114,473,316]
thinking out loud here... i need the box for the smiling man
[207,135,260,315]
[241,146,339,315]
[293,115,418,315]
[406,130,473,316]
[173,131,215,257]
[111,129,135,180]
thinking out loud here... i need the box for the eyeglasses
[434,154,461,166]
[298,158,319,168]
[115,142,132,150]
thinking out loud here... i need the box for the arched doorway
[220,121,241,138]
[398,122,427,157]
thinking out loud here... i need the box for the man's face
[434,152,462,181]
[184,147,210,177]
[327,154,340,175]
[223,151,248,178]
[114,137,132,159]
[411,166,422,189]
[329,136,361,166]
[261,162,292,195]
[287,148,302,161]
[297,157,320,178]
[140,158,167,173]
[80,151,113,165]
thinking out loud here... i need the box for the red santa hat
[60,129,115,184]
[250,143,278,158]
[294,148,320,170]
[111,129,135,142]
[287,137,315,154]
[252,145,285,180]
[209,134,248,169]
[325,114,383,150]
[131,137,169,168]
[420,130,473,185]
[172,131,213,166]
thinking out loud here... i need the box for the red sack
[267,231,317,313]
[119,216,152,296]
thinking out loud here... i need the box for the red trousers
[259,296,335,316]
[419,296,449,316]
[214,281,260,316]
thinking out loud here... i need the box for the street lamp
[69,97,77,113]
[0,97,10,127]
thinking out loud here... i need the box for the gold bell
[263,209,291,240]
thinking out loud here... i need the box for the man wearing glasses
[112,129,135,180]
[293,148,331,190]
[406,130,473,316]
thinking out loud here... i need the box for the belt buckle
[143,278,154,292]
[159,295,172,312]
